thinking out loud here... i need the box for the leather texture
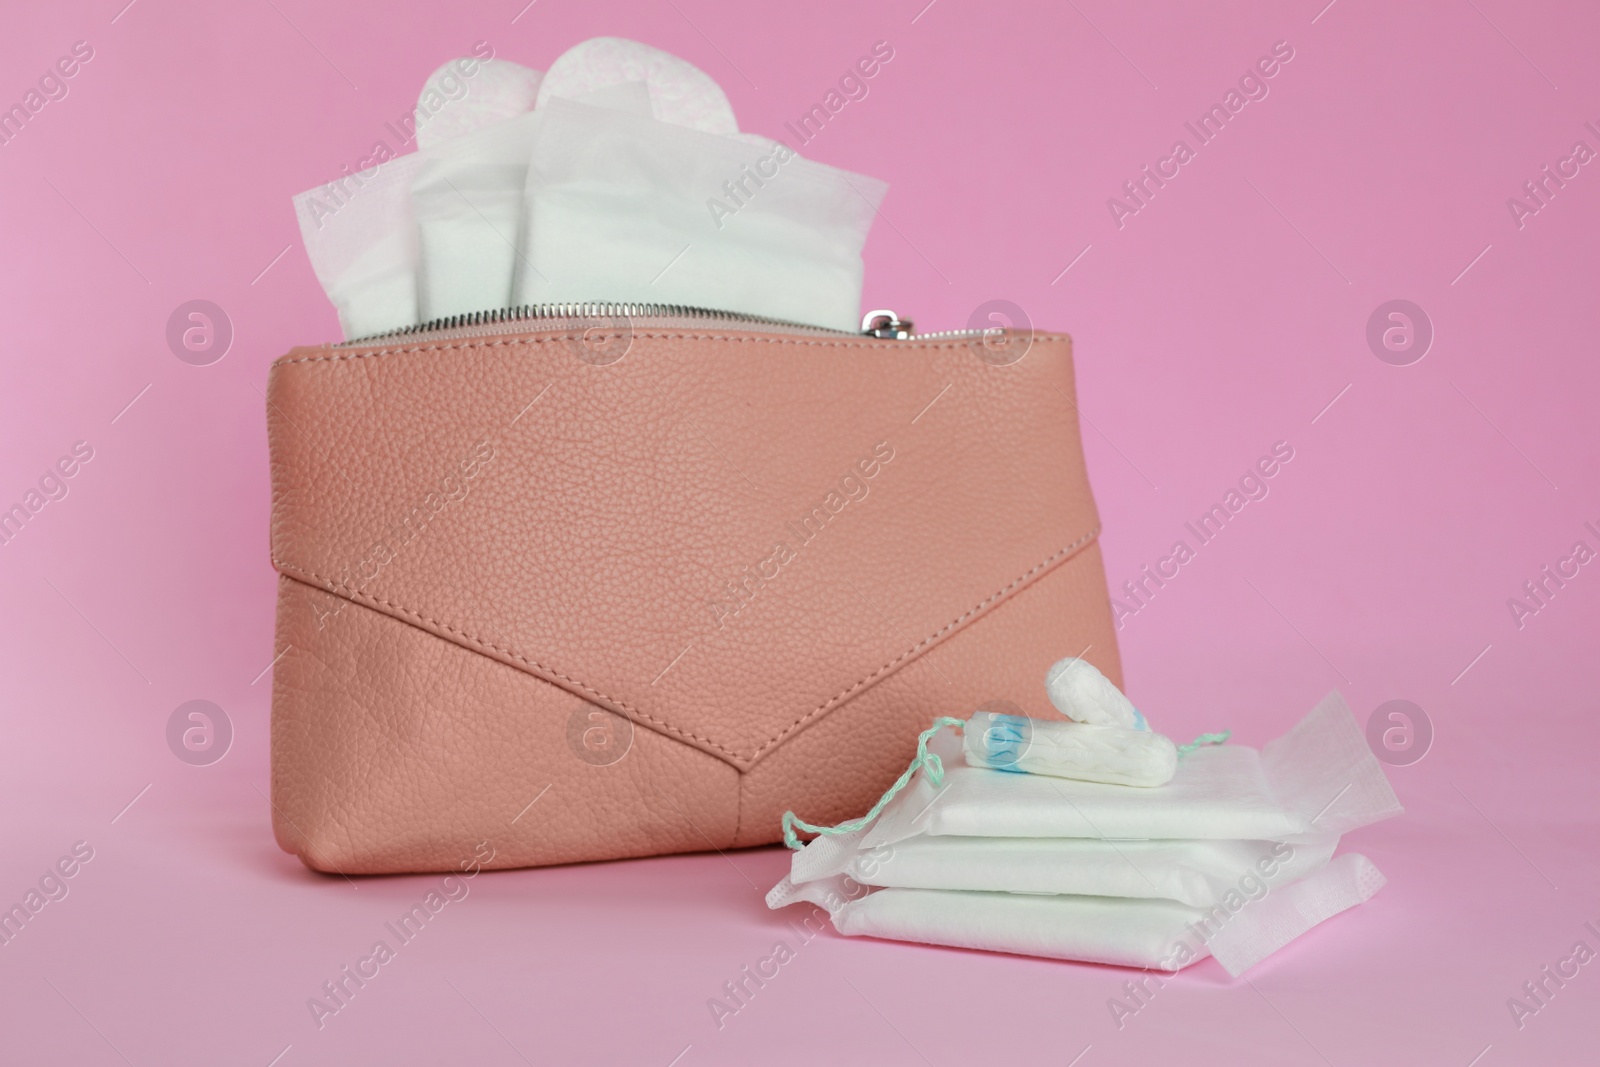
[267,323,1121,874]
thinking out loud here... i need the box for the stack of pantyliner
[768,660,1402,976]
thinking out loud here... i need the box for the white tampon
[1045,657,1146,730]
[963,711,1177,787]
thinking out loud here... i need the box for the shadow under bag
[266,311,1120,874]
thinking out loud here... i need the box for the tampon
[1044,657,1147,730]
[964,710,1177,787]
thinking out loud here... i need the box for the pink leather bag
[267,307,1120,874]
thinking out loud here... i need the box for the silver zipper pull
[861,309,914,340]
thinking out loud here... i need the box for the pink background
[2,1,1597,1063]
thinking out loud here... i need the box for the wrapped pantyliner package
[795,829,1340,908]
[770,854,1389,977]
[514,98,886,331]
[863,691,1401,845]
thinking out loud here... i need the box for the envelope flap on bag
[267,327,1101,769]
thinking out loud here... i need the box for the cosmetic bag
[266,305,1120,874]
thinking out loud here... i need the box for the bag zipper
[339,304,938,346]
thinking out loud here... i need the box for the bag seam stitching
[269,330,1072,366]
[272,526,1099,763]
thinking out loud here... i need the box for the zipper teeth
[340,302,1002,346]
[340,302,850,346]
[904,328,992,340]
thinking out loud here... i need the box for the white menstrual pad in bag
[415,58,543,150]
[411,81,652,320]
[514,98,886,331]
[295,39,890,339]
[293,57,546,339]
[536,37,737,134]
[293,155,427,340]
